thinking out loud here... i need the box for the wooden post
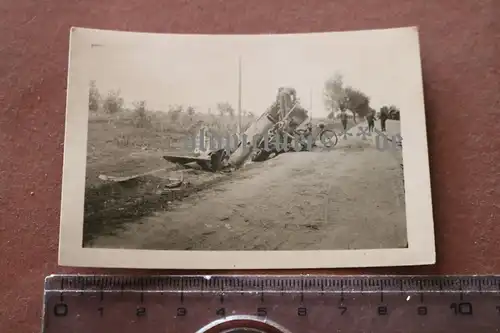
[309,88,313,119]
[237,56,242,135]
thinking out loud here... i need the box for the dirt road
[88,121,407,250]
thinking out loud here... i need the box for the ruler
[42,275,500,333]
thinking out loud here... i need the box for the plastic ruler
[42,274,500,333]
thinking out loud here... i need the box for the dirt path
[88,123,407,250]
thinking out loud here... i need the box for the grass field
[85,109,253,185]
[82,106,356,245]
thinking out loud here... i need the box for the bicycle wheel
[319,129,338,148]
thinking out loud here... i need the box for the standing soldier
[379,107,388,132]
[339,104,349,132]
[366,109,376,132]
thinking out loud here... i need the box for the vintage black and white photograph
[59,27,435,269]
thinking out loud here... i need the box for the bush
[103,90,124,114]
[132,100,151,128]
[216,102,235,118]
[167,105,183,122]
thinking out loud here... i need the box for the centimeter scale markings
[43,275,500,333]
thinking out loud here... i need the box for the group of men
[367,108,389,132]
[275,86,389,135]
[340,105,389,133]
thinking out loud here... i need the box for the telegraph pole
[309,88,313,119]
[237,56,242,135]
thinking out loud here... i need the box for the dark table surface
[1,1,499,332]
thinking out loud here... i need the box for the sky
[87,27,423,118]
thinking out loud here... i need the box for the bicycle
[296,123,338,149]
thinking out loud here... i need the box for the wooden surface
[0,0,499,332]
